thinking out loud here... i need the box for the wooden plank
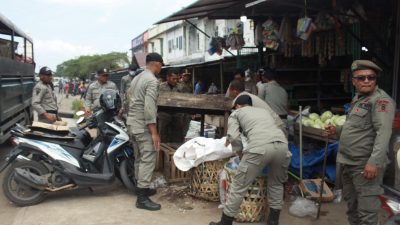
[158,92,232,111]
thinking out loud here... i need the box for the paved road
[0,88,350,225]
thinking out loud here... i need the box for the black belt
[46,110,58,114]
[279,115,287,119]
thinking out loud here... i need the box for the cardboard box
[299,179,334,202]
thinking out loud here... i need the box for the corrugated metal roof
[156,0,335,24]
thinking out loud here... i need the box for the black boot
[267,208,281,225]
[136,188,161,211]
[131,184,156,196]
[209,212,234,225]
[147,188,157,196]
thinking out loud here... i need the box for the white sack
[173,137,235,171]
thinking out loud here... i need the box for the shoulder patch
[35,88,41,95]
[377,99,390,112]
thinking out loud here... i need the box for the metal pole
[220,60,224,93]
[299,105,303,181]
[393,0,400,104]
[317,136,329,219]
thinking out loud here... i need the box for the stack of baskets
[189,160,227,202]
[225,163,268,223]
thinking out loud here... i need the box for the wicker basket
[160,143,191,183]
[225,164,268,223]
[189,160,227,202]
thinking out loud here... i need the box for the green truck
[0,12,35,143]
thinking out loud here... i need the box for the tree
[55,52,129,79]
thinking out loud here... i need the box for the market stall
[158,92,232,136]
[153,0,400,222]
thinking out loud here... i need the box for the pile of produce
[300,111,346,129]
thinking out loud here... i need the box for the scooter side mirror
[76,111,85,117]
[76,117,85,125]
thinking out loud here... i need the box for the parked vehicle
[0,12,35,144]
[0,90,136,206]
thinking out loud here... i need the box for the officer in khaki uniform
[209,95,291,225]
[32,67,60,123]
[158,68,184,142]
[126,53,163,211]
[258,68,288,119]
[325,60,395,225]
[85,68,118,113]
[228,80,286,136]
[177,68,193,93]
[119,65,142,119]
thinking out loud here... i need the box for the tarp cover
[289,142,339,183]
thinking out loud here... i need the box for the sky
[2,0,197,72]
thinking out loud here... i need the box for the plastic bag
[289,197,318,218]
[150,176,167,189]
[262,19,280,50]
[333,189,343,203]
[218,169,228,208]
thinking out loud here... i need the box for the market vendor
[258,67,288,119]
[228,80,286,136]
[209,94,291,225]
[158,68,189,143]
[325,60,395,225]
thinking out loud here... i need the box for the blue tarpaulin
[288,142,339,183]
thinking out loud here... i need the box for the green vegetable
[321,111,333,122]
[309,113,320,121]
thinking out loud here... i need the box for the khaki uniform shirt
[233,92,285,131]
[159,82,179,92]
[32,81,58,115]
[120,75,133,112]
[120,75,133,102]
[126,69,159,134]
[338,87,395,167]
[259,81,288,116]
[85,80,118,111]
[177,81,192,93]
[228,106,287,154]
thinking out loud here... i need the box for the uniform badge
[358,103,371,110]
[377,99,390,112]
[35,88,41,95]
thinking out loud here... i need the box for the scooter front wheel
[3,160,48,206]
[119,158,137,194]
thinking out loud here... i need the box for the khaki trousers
[342,164,384,225]
[224,142,291,217]
[129,131,157,188]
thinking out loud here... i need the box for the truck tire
[119,158,137,194]
[3,160,48,206]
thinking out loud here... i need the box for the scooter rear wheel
[120,158,137,193]
[3,160,48,206]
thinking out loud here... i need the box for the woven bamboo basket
[225,165,268,223]
[189,160,227,202]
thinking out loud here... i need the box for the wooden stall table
[157,92,232,136]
